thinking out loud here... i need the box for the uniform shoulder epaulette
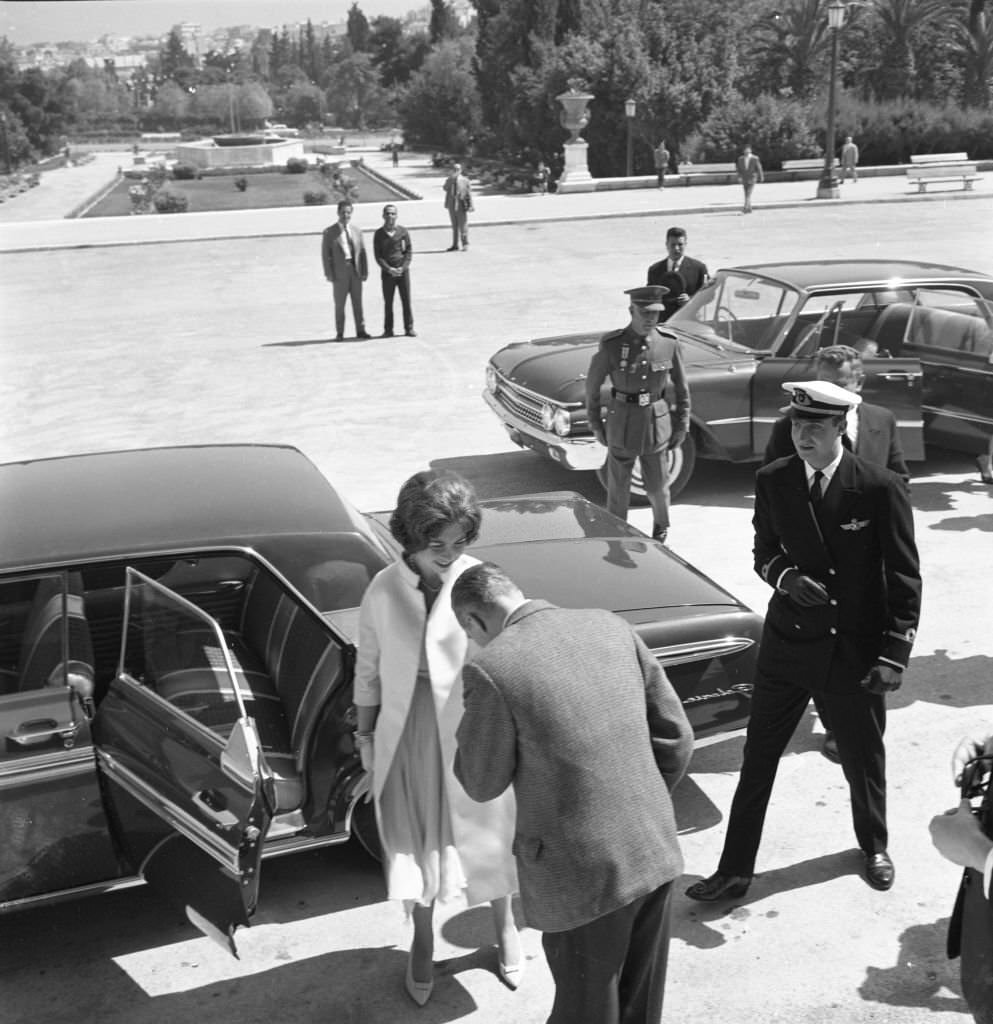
[598,328,626,347]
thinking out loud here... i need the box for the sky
[0,0,425,44]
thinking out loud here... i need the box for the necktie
[810,469,824,504]
[345,228,356,262]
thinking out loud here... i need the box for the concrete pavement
[0,144,988,252]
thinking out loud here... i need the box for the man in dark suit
[646,226,709,322]
[453,562,693,1024]
[763,344,909,762]
[321,199,370,341]
[687,379,921,902]
[585,284,691,544]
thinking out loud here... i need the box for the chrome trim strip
[493,370,583,410]
[650,636,756,666]
[260,831,349,859]
[923,404,993,429]
[96,749,243,874]
[0,748,96,786]
[1,875,145,914]
[706,416,755,427]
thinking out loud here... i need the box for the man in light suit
[453,562,693,1024]
[442,162,473,251]
[763,344,909,763]
[321,199,370,341]
[687,380,921,903]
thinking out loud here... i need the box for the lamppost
[625,97,636,176]
[816,0,847,199]
[0,113,11,175]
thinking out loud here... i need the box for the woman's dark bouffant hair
[389,470,482,554]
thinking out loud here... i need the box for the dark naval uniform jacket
[584,326,690,455]
[753,450,921,694]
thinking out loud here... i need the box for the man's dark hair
[337,199,353,213]
[666,226,687,241]
[388,470,481,554]
[451,562,521,614]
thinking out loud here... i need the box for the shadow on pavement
[891,651,993,712]
[858,916,968,1015]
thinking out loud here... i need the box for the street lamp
[816,0,847,200]
[625,97,636,177]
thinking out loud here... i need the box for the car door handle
[8,718,78,747]
[193,789,239,829]
[878,372,919,382]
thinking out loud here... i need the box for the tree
[399,37,482,151]
[955,0,993,106]
[158,28,197,92]
[745,0,832,98]
[326,51,382,127]
[870,0,948,98]
[429,0,458,43]
[149,79,190,129]
[283,81,326,124]
[347,3,372,51]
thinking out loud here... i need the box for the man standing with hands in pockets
[321,199,370,341]
[687,380,921,902]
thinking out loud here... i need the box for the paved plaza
[1,149,992,1024]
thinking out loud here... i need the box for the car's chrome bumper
[483,390,606,472]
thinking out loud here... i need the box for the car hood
[490,330,750,404]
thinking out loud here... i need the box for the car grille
[493,372,546,428]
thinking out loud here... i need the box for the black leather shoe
[382,331,394,338]
[405,329,417,337]
[446,245,459,252]
[865,851,895,890]
[357,331,372,340]
[651,524,668,544]
[685,872,752,902]
[822,731,840,764]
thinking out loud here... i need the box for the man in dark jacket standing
[762,344,909,763]
[585,285,690,544]
[646,226,710,322]
[372,204,415,338]
[687,380,921,902]
[453,562,693,1024]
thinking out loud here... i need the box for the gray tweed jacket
[454,600,693,933]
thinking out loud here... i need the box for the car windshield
[672,271,800,352]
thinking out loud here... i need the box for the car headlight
[540,404,555,430]
[552,408,571,436]
[485,365,498,393]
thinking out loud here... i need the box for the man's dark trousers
[542,881,673,1024]
[717,673,887,877]
[381,269,413,335]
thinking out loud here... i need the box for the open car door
[92,569,271,956]
[751,350,924,461]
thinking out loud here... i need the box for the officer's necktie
[810,469,824,505]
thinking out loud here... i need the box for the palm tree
[870,0,949,98]
[954,0,993,106]
[750,0,831,97]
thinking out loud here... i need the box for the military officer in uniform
[686,380,922,902]
[584,285,691,543]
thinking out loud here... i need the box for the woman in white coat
[353,470,520,1006]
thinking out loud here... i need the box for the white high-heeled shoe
[498,956,524,990]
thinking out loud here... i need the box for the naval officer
[687,379,921,900]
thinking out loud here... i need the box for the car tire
[595,432,697,504]
[350,797,383,862]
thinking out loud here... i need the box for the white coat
[353,553,517,906]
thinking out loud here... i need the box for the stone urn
[556,89,594,144]
[555,88,595,192]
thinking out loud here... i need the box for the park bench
[906,153,979,193]
[676,161,737,183]
[782,157,839,179]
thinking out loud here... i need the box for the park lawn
[83,165,404,218]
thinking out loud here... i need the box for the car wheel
[595,432,697,504]
[350,797,383,862]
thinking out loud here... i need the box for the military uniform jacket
[454,601,693,933]
[584,326,690,454]
[753,450,921,693]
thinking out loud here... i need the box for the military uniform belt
[612,388,660,406]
